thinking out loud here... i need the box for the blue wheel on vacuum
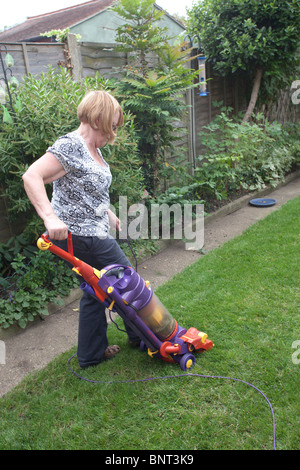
[140,341,147,352]
[179,353,195,371]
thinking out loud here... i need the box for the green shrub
[285,121,300,164]
[102,112,144,207]
[0,250,78,329]
[192,106,297,202]
[0,233,38,278]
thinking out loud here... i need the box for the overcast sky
[0,0,196,31]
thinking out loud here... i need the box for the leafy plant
[112,0,170,76]
[187,0,300,121]
[102,111,144,207]
[191,105,297,203]
[116,69,191,194]
[0,250,78,329]
[40,28,82,43]
[0,233,37,278]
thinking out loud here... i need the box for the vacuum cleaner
[37,232,214,371]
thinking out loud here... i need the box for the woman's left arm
[107,209,121,232]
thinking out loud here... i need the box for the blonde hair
[77,90,124,144]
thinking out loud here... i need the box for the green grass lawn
[0,197,299,451]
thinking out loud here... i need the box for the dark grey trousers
[54,235,139,368]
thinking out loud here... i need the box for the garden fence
[0,36,299,243]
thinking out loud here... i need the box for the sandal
[104,344,121,360]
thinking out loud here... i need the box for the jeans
[54,235,140,368]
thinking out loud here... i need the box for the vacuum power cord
[66,352,276,450]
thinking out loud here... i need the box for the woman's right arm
[22,152,69,240]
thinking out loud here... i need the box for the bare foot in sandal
[104,345,120,360]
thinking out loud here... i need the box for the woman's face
[96,111,120,147]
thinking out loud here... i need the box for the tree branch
[242,67,263,122]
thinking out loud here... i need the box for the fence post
[67,33,82,80]
[21,43,30,75]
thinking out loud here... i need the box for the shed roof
[0,0,184,43]
[0,1,117,42]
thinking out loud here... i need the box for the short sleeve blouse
[47,131,112,238]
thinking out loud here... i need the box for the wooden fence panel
[1,43,28,79]
[193,65,243,158]
[264,88,300,124]
[0,42,66,82]
[80,42,127,78]
[24,43,66,76]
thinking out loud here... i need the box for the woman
[22,90,140,368]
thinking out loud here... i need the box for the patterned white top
[48,131,112,238]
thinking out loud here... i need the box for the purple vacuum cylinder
[100,265,177,341]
